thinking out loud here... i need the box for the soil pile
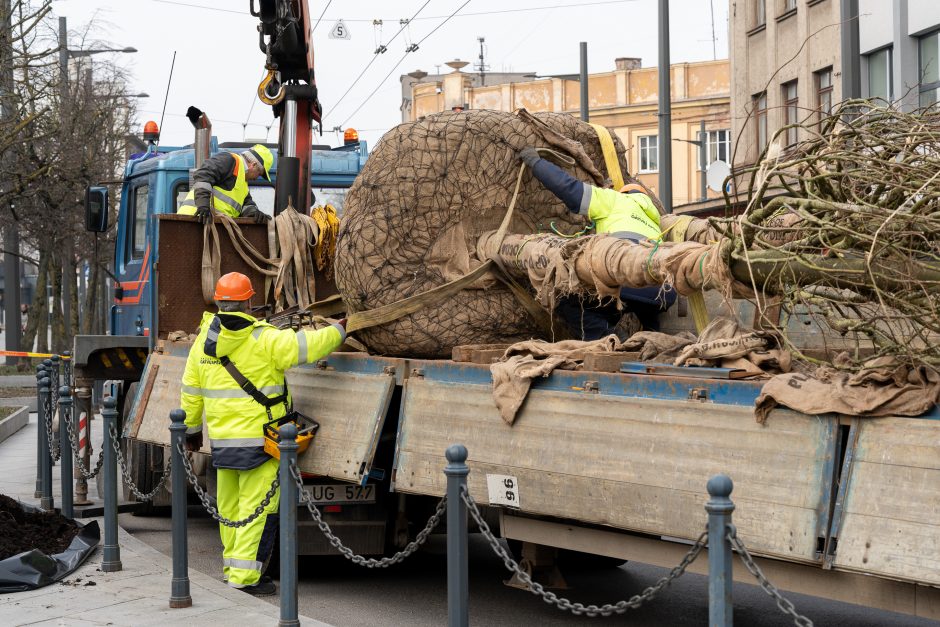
[335,109,653,357]
[0,495,80,559]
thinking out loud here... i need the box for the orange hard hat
[619,183,647,194]
[214,272,255,301]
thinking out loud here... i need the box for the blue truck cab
[109,138,367,340]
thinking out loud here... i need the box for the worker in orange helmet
[180,272,346,595]
[518,146,677,339]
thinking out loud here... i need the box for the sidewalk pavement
[0,413,329,626]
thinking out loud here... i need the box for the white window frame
[695,129,731,170]
[638,135,659,173]
[866,46,893,103]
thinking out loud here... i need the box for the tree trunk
[22,250,48,354]
[49,249,64,352]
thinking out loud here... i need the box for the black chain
[727,526,814,627]
[110,424,169,502]
[41,391,60,462]
[175,441,278,527]
[290,462,445,567]
[63,403,104,479]
[462,487,706,617]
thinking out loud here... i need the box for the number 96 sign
[486,474,521,509]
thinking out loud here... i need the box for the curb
[0,397,36,412]
[0,405,29,444]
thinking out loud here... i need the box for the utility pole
[1,0,20,364]
[475,36,487,86]
[58,16,73,350]
[657,0,672,213]
[579,42,588,122]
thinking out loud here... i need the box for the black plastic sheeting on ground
[0,502,100,593]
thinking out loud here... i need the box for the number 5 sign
[486,474,521,508]
[329,19,351,40]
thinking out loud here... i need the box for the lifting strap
[666,215,710,334]
[589,123,625,190]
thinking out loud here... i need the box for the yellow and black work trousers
[218,457,280,587]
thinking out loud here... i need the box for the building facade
[405,58,731,212]
[858,0,940,109]
[731,0,940,170]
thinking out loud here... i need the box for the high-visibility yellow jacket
[178,153,251,218]
[583,187,661,239]
[181,310,345,469]
[528,154,661,240]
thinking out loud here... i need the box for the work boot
[241,575,276,596]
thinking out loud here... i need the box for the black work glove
[240,205,271,224]
[518,146,540,168]
[195,205,213,225]
[185,431,203,452]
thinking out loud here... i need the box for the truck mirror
[85,186,109,232]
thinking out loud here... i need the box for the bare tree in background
[0,2,136,354]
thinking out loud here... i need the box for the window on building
[755,0,766,27]
[784,0,797,12]
[919,31,940,108]
[638,135,658,172]
[754,92,768,151]
[129,183,149,260]
[867,46,893,103]
[816,67,833,124]
[695,130,731,169]
[783,80,799,146]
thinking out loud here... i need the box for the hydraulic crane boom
[251,0,322,216]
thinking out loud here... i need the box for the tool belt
[219,356,319,459]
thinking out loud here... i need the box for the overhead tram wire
[151,0,636,21]
[323,0,431,121]
[312,0,332,33]
[339,0,473,128]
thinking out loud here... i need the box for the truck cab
[109,136,367,341]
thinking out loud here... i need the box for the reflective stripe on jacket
[178,153,250,218]
[181,310,345,469]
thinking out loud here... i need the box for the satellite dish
[705,161,731,192]
[706,160,731,192]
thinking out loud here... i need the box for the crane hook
[258,66,285,106]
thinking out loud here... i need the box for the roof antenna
[157,50,177,148]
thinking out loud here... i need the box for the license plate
[306,483,376,504]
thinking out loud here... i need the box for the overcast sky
[52,0,729,149]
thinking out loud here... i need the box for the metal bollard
[58,386,74,519]
[34,364,47,498]
[278,423,299,627]
[444,444,470,627]
[38,377,54,511]
[706,474,735,627]
[101,396,122,572]
[168,409,192,608]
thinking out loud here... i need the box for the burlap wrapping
[755,355,940,423]
[334,110,648,357]
[478,232,751,310]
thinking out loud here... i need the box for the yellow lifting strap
[666,215,710,334]
[589,123,625,190]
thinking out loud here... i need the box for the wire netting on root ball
[335,109,656,357]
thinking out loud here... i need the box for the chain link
[463,487,705,617]
[40,389,60,462]
[727,527,814,627]
[290,462,445,568]
[110,424,170,502]
[62,402,104,479]
[175,441,278,526]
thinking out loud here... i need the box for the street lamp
[68,46,138,57]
